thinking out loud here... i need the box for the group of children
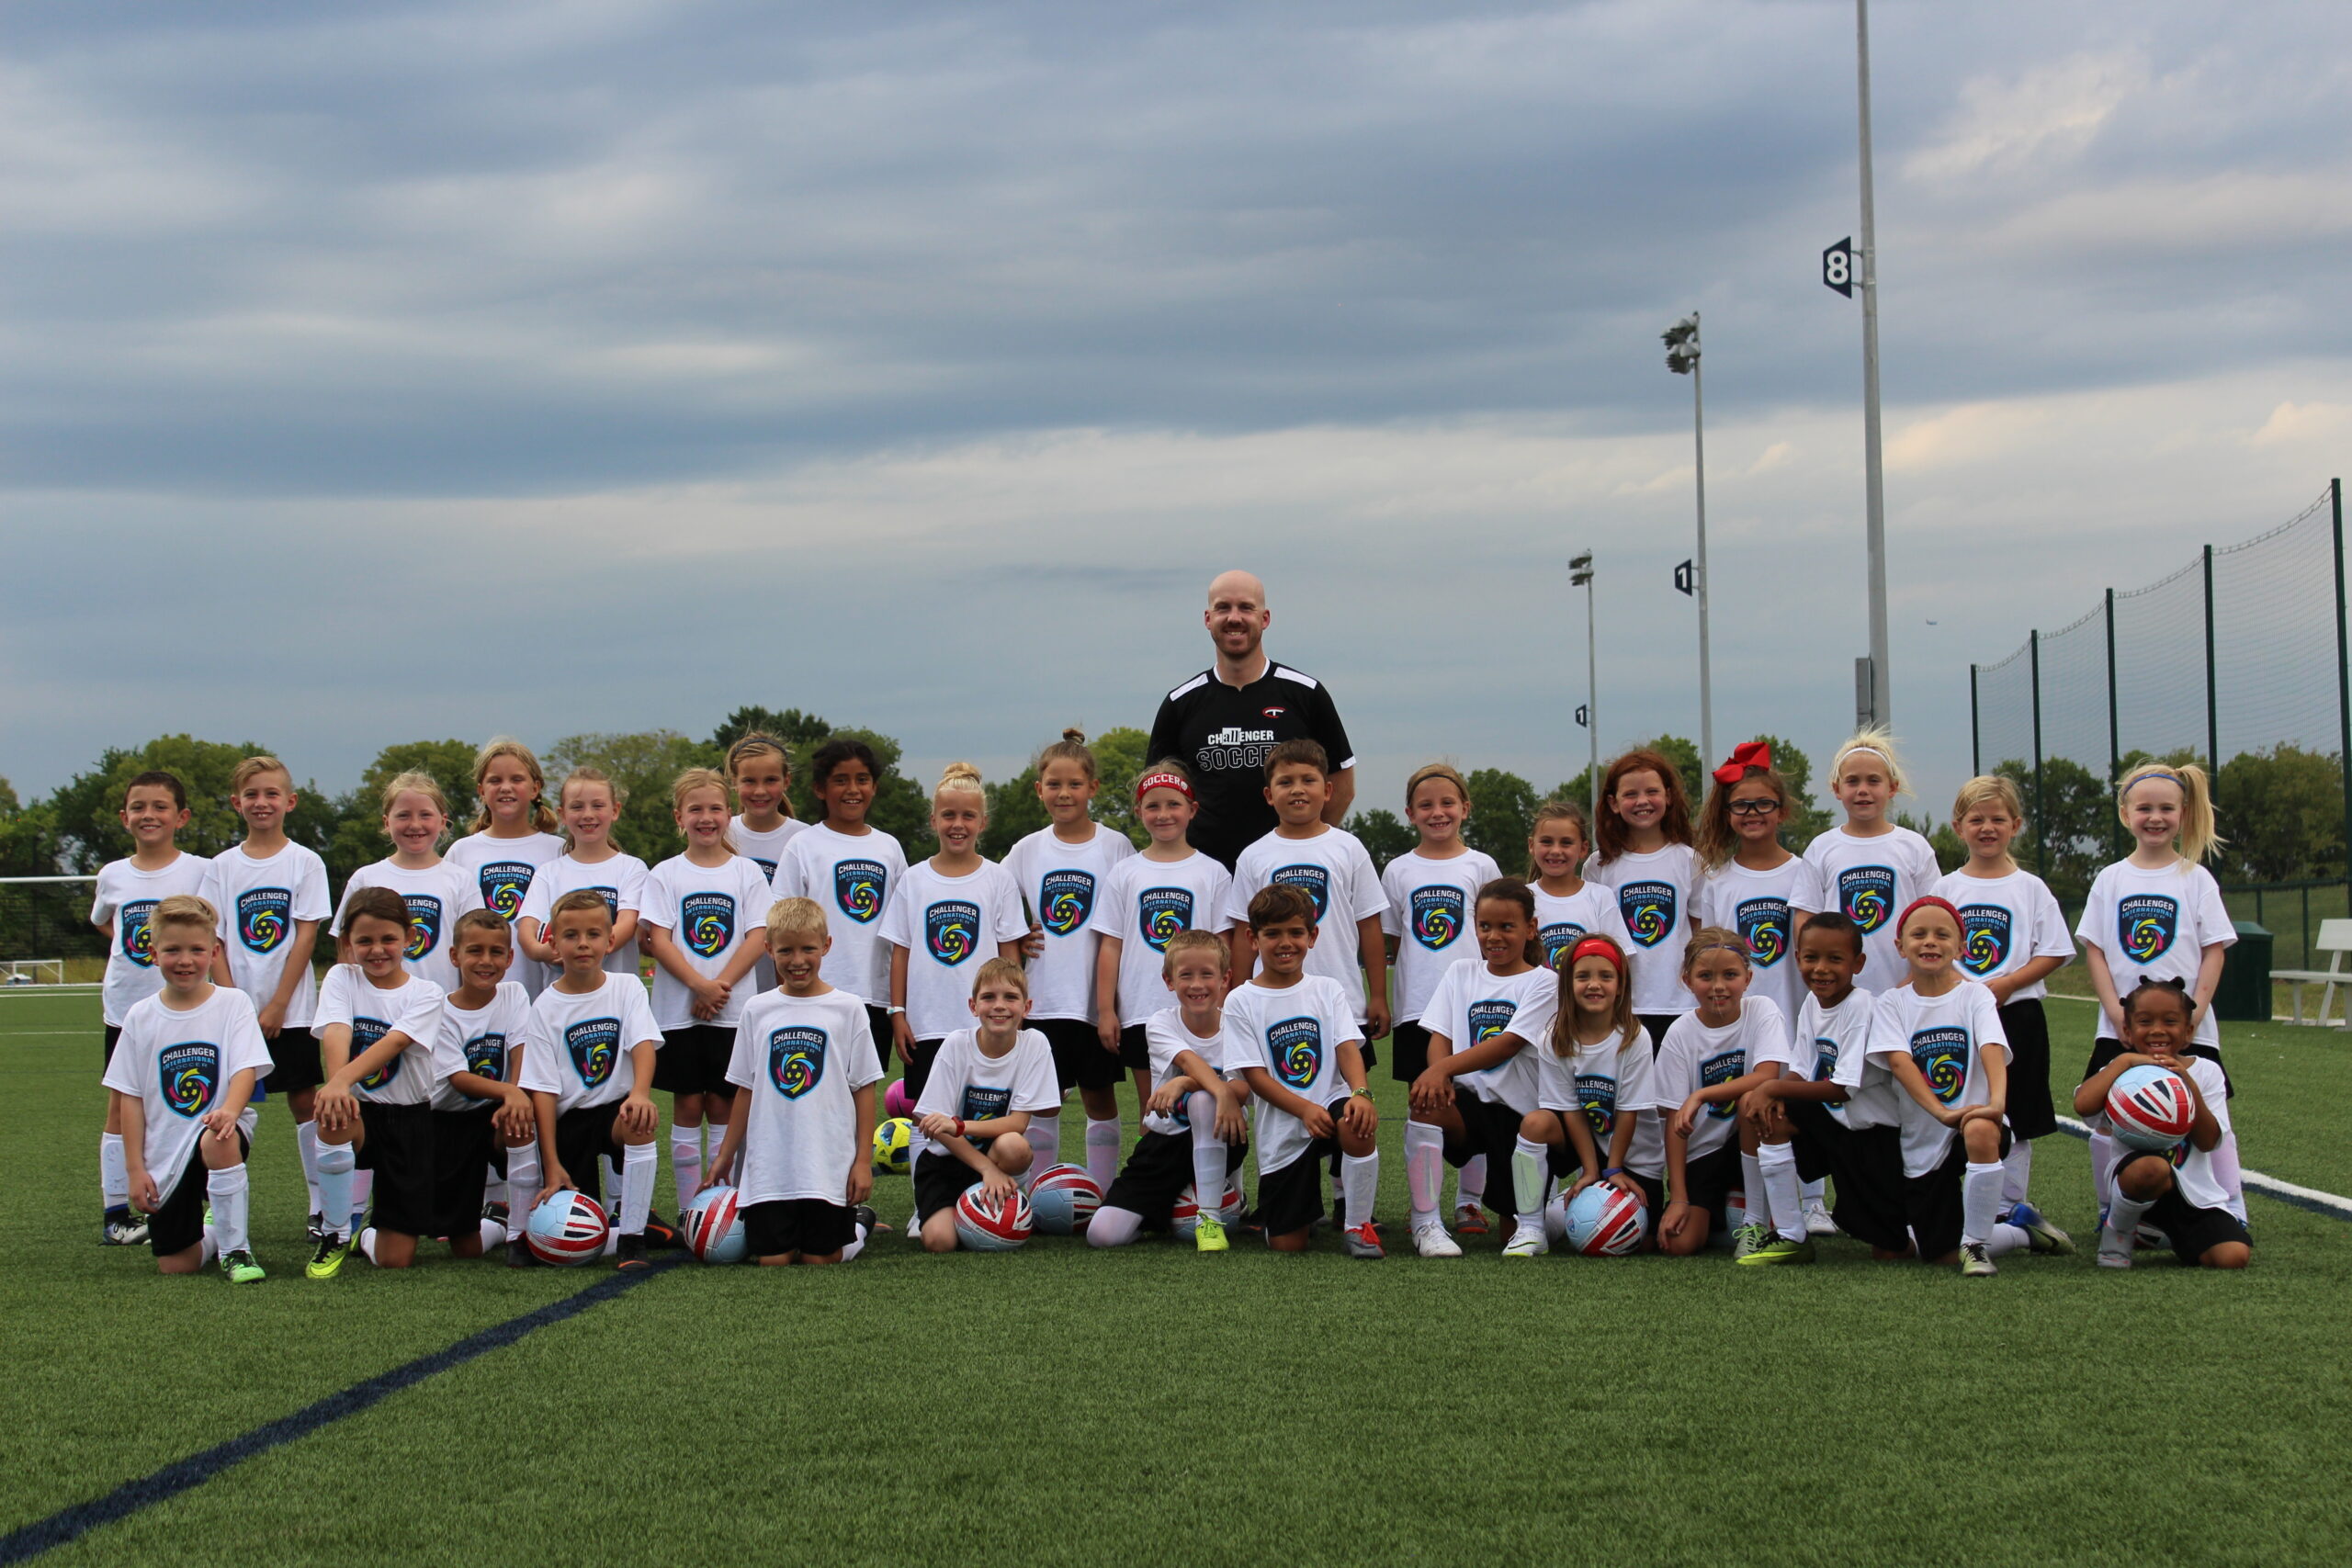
[91,723,2254,1281]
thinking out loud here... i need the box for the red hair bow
[1713,740,1771,785]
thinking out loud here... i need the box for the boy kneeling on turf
[1090,928,1250,1252]
[910,958,1060,1252]
[1227,885,1383,1258]
[103,895,273,1282]
[520,889,663,1269]
[704,898,881,1265]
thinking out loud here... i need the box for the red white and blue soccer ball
[526,1190,610,1267]
[1561,1184,1648,1257]
[953,1186,1035,1250]
[684,1183,748,1264]
[1025,1165,1102,1235]
[2107,1065,2197,1153]
[1171,1177,1246,1238]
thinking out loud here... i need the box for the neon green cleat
[305,1232,354,1280]
[1736,1235,1815,1267]
[221,1247,266,1284]
[1730,1222,1770,1260]
[1193,1215,1228,1253]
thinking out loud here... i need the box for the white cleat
[1803,1198,1838,1237]
[1501,1222,1549,1258]
[1412,1218,1464,1258]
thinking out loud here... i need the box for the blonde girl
[515,767,649,978]
[2073,761,2240,1220]
[725,732,806,882]
[332,772,481,996]
[1002,729,1136,1188]
[1525,797,1633,971]
[640,767,776,1207]
[1093,759,1232,1102]
[1380,764,1502,1089]
[1514,934,1655,1256]
[771,738,910,1077]
[445,739,567,998]
[879,763,1030,1106]
[1585,750,1702,1050]
[1800,728,1939,997]
[1651,927,1786,1258]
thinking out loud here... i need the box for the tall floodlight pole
[1663,314,1713,765]
[1571,551,1598,806]
[1856,0,1891,727]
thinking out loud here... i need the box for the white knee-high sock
[2090,1130,2118,1211]
[1187,1092,1227,1208]
[1404,1121,1445,1224]
[1802,1176,1826,1204]
[1087,1206,1143,1248]
[348,1168,374,1225]
[2106,1189,2154,1245]
[485,1157,507,1210]
[620,1141,656,1236]
[1758,1143,1806,1243]
[670,1122,702,1204]
[315,1144,356,1241]
[358,1226,379,1263]
[1341,1152,1379,1227]
[2211,1134,2247,1222]
[1510,1136,1553,1229]
[602,1153,623,1206]
[1084,1117,1122,1190]
[207,1163,251,1254]
[840,1212,870,1263]
[1024,1111,1061,1179]
[100,1133,129,1208]
[1738,1152,1767,1229]
[198,1229,219,1267]
[1457,1153,1487,1210]
[2001,1139,2033,1209]
[1962,1161,2005,1247]
[296,1121,322,1216]
[1985,1222,2030,1258]
[506,1141,542,1214]
[479,1216,505,1248]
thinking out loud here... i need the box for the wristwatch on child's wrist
[1351,1087,1373,1099]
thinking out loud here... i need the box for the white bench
[2271,918,2352,1025]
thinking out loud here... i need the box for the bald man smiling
[1147,570,1357,869]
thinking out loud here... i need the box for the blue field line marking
[2049,1117,2352,1222]
[0,1257,684,1564]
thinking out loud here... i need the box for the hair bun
[1061,727,1086,746]
[937,761,985,792]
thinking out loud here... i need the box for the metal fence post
[1970,664,1981,776]
[2203,543,2220,771]
[2333,478,2349,891]
[2105,584,2124,858]
[2030,628,2045,875]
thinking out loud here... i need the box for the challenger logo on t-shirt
[351,1015,398,1091]
[400,895,443,961]
[120,899,159,967]
[1909,1026,1970,1105]
[1139,888,1193,953]
[960,1083,1012,1122]
[1538,922,1588,969]
[1960,904,2011,977]
[567,1018,620,1090]
[161,1042,221,1119]
[462,1032,506,1082]
[1619,883,1675,950]
[926,901,980,965]
[2119,895,2178,964]
[1736,897,1790,969]
[1040,870,1095,937]
[1267,1015,1322,1090]
[1576,1072,1616,1136]
[1410,887,1465,951]
[1467,998,1518,1045]
[834,861,886,925]
[1271,865,1330,924]
[1700,1048,1745,1120]
[768,1025,826,1100]
[480,862,534,922]
[1838,867,1894,935]
[683,892,736,959]
[237,888,291,955]
[1812,1036,1838,1083]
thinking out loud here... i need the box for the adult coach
[1148,570,1356,868]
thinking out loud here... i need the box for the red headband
[1566,936,1625,974]
[1135,771,1193,804]
[1713,739,1771,785]
[1895,895,1962,935]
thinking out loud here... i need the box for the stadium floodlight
[1661,312,1713,764]
[1570,552,1598,807]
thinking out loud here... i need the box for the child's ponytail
[1035,728,1099,782]
[2117,761,2224,865]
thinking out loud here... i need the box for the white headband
[1841,746,1890,764]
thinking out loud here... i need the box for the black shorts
[903,1038,946,1105]
[266,1028,324,1093]
[912,1148,986,1223]
[1440,1095,1525,1216]
[356,1100,435,1236]
[1356,1028,1376,1071]
[654,1025,733,1097]
[1637,1013,1685,1057]
[1674,1138,1743,1223]
[103,1023,122,1067]
[865,1006,895,1078]
[1785,1099,1909,1252]
[2139,1183,2251,1266]
[148,1133,250,1257]
[1118,1024,1151,1073]
[1102,1126,1250,1222]
[1038,1017,1120,1095]
[431,1105,496,1235]
[1630,1172,1667,1224]
[1389,1020,1430,1085]
[1251,1109,1345,1238]
[1997,999,2055,1139]
[554,1103,628,1209]
[1901,1124,2015,1261]
[743,1198,855,1258]
[2086,1038,2233,1099]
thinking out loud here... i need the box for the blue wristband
[1603,1166,1627,1178]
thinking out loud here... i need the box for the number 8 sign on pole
[1822,236,1855,299]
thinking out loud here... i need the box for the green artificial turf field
[3,987,2347,1567]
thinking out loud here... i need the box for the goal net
[0,875,102,988]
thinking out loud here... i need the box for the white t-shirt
[1220,974,1362,1177]
[1535,1026,1661,1179]
[446,831,568,997]
[1803,825,1942,998]
[1530,881,1634,974]
[725,987,884,1206]
[91,853,214,1027]
[730,816,809,884]
[198,841,331,1028]
[1139,1006,1234,1136]
[1928,867,2073,1003]
[639,853,776,1031]
[334,859,483,996]
[432,980,533,1112]
[515,852,650,978]
[1419,957,1559,1115]
[2095,1055,2233,1213]
[771,823,909,1008]
[1379,848,1504,1025]
[1786,985,1890,1129]
[1003,823,1136,1022]
[2075,859,2235,1047]
[1224,825,1389,1022]
[312,965,447,1108]
[910,1027,1060,1128]
[878,859,1028,1041]
[1091,851,1234,1028]
[1645,996,1787,1164]
[1865,980,2008,1178]
[102,986,271,1201]
[1696,855,1824,1032]
[518,972,662,1116]
[1585,843,1702,1015]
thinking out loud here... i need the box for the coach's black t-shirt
[1147,661,1355,869]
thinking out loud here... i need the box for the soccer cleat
[103,1210,149,1247]
[615,1233,650,1271]
[482,1200,509,1230]
[1737,1235,1816,1267]
[1340,1220,1385,1260]
[640,1213,682,1250]
[1193,1215,1229,1253]
[1803,1198,1838,1237]
[1501,1222,1549,1258]
[304,1212,328,1244]
[506,1236,538,1269]
[2097,1224,2135,1269]
[850,1203,877,1239]
[1412,1219,1464,1258]
[1453,1203,1490,1236]
[1730,1222,1770,1261]
[1959,1241,1996,1278]
[221,1247,266,1284]
[2007,1201,2075,1257]
[305,1232,354,1280]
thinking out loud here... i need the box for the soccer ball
[1026,1165,1102,1235]
[884,1079,914,1119]
[1171,1176,1246,1238]
[873,1117,914,1175]
[2107,1065,2196,1153]
[684,1183,747,1264]
[953,1185,1034,1250]
[1562,1184,1648,1257]
[526,1190,609,1267]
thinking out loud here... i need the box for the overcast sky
[7,1,2351,823]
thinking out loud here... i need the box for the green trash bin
[2213,921,2272,1022]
